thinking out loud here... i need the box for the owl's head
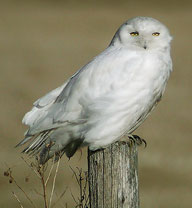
[110,17,172,50]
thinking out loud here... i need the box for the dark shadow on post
[88,141,139,208]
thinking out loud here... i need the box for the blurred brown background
[0,0,192,207]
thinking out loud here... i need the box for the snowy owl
[16,17,172,164]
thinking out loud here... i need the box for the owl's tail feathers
[16,129,82,164]
[39,139,83,164]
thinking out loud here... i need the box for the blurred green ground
[0,0,192,207]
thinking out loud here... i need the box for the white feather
[18,16,172,162]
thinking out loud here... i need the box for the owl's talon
[128,135,147,147]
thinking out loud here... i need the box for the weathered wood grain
[88,141,139,208]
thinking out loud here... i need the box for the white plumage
[17,17,172,164]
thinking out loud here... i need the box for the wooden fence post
[88,141,139,208]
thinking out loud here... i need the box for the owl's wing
[22,82,67,126]
[21,59,97,140]
[19,47,136,146]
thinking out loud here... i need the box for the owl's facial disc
[111,17,172,50]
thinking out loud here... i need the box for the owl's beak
[143,41,147,49]
[140,39,147,49]
[143,45,147,49]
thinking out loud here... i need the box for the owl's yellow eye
[130,31,139,36]
[152,32,160,36]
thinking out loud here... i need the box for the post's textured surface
[88,141,139,208]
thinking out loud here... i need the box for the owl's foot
[120,134,147,147]
[127,134,147,147]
